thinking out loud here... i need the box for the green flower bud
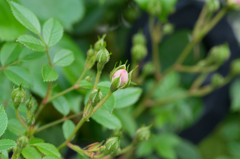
[87,46,95,58]
[131,44,147,62]
[110,63,137,90]
[12,146,21,158]
[227,0,240,10]
[207,0,220,12]
[83,102,93,121]
[85,55,96,70]
[94,35,106,52]
[135,125,151,142]
[25,95,34,110]
[96,48,110,64]
[231,59,240,75]
[133,31,146,45]
[211,73,224,87]
[89,88,103,106]
[147,0,161,16]
[17,136,29,148]
[27,115,35,126]
[143,62,155,76]
[85,75,93,83]
[104,136,121,154]
[11,84,26,108]
[208,44,230,64]
[163,23,174,35]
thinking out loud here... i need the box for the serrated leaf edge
[0,139,17,151]
[0,106,8,137]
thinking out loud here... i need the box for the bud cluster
[131,31,148,62]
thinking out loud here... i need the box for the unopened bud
[143,62,155,76]
[25,95,34,110]
[163,23,174,35]
[96,48,110,64]
[94,35,106,52]
[131,44,147,62]
[208,44,230,64]
[207,0,220,12]
[227,0,240,9]
[133,31,146,45]
[147,0,161,16]
[104,136,121,154]
[231,59,240,75]
[85,55,96,70]
[17,136,29,148]
[11,84,26,108]
[135,125,151,142]
[27,115,35,126]
[87,46,95,58]
[85,75,93,83]
[89,88,103,106]
[211,73,224,87]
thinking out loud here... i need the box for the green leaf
[0,0,26,41]
[230,79,240,111]
[1,150,8,159]
[62,120,75,140]
[8,118,25,136]
[35,143,61,158]
[67,92,82,113]
[0,139,16,151]
[17,35,45,52]
[9,1,41,34]
[114,87,142,109]
[52,96,70,116]
[114,109,137,137]
[21,146,42,159]
[43,18,63,47]
[18,0,85,31]
[41,65,58,82]
[0,106,8,137]
[175,140,201,159]
[22,52,45,61]
[79,80,93,89]
[136,140,153,157]
[43,156,61,159]
[4,66,33,87]
[92,109,122,130]
[53,49,74,66]
[0,43,21,66]
[29,138,44,145]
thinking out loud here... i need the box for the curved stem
[76,69,87,85]
[118,143,135,155]
[93,71,101,90]
[92,91,113,115]
[34,112,82,134]
[15,109,28,130]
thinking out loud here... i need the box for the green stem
[75,68,87,85]
[191,73,208,90]
[58,91,113,150]
[0,60,22,71]
[93,71,101,90]
[34,112,82,134]
[48,87,75,102]
[15,109,28,130]
[58,118,85,150]
[176,65,218,73]
[118,143,135,155]
[175,41,195,65]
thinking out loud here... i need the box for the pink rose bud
[230,0,240,5]
[112,69,129,86]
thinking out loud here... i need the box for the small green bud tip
[96,48,110,64]
[207,0,220,12]
[211,73,224,87]
[104,136,120,154]
[11,84,26,108]
[131,44,147,62]
[89,88,103,105]
[231,59,240,75]
[94,34,106,51]
[27,115,35,126]
[17,136,29,148]
[135,125,151,142]
[133,31,146,45]
[163,23,174,35]
[147,0,162,16]
[209,44,230,64]
[87,46,95,58]
[25,95,34,110]
[85,75,93,83]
